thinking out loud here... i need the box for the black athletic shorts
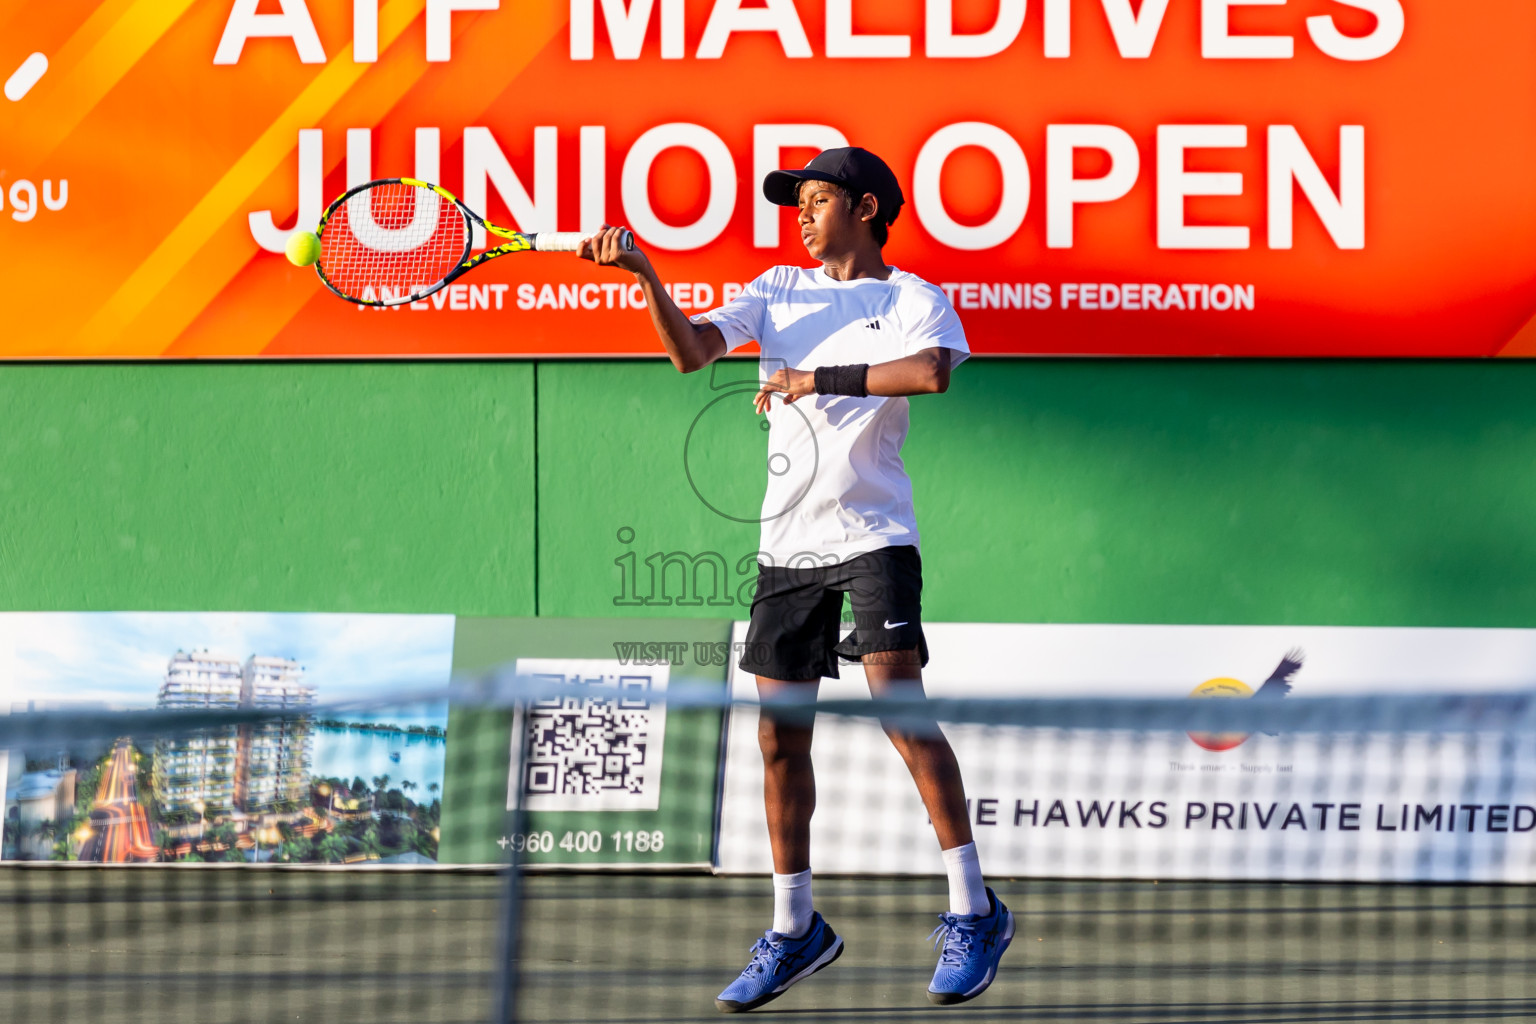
[738,545,928,681]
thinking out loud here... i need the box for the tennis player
[580,147,1012,1011]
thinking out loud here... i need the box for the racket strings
[318,182,468,304]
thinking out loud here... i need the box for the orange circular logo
[1186,677,1254,751]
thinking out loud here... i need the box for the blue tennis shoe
[926,887,1014,1005]
[715,911,844,1013]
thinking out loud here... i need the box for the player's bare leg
[714,675,845,1014]
[862,648,972,850]
[863,647,1014,1004]
[755,676,820,874]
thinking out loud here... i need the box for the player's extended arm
[753,348,951,414]
[579,226,725,374]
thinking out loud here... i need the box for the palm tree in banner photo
[318,832,349,864]
[361,824,383,861]
[203,823,239,862]
[411,826,435,858]
[371,775,391,813]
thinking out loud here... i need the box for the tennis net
[3,678,1536,1023]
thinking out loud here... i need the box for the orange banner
[2,0,1534,358]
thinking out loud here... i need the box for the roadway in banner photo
[716,622,1536,882]
[2,2,1535,357]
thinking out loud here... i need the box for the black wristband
[814,364,870,398]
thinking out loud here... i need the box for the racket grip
[534,230,635,253]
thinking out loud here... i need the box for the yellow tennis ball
[285,230,321,267]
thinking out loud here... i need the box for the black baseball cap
[763,147,905,227]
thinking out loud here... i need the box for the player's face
[797,182,867,261]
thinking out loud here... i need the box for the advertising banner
[0,612,454,865]
[438,616,730,869]
[716,622,1536,881]
[0,611,730,869]
[3,2,1534,358]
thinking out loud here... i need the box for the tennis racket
[314,177,633,307]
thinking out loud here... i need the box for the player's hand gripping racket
[314,177,633,306]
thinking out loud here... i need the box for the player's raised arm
[579,225,725,374]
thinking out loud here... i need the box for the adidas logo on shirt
[865,321,882,330]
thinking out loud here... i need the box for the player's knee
[758,718,813,763]
[879,720,914,752]
[879,717,945,752]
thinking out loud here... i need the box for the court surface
[3,870,1534,1023]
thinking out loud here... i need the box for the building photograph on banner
[2,2,1534,357]
[717,622,1536,882]
[0,612,454,865]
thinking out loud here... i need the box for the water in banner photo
[0,613,453,864]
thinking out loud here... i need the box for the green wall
[0,364,536,614]
[4,360,1535,628]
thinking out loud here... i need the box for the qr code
[509,658,669,812]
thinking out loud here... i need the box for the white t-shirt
[699,265,970,566]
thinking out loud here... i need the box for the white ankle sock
[772,868,814,937]
[941,842,988,917]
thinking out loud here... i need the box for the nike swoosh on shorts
[884,620,908,629]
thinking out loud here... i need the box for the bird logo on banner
[1186,649,1304,751]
